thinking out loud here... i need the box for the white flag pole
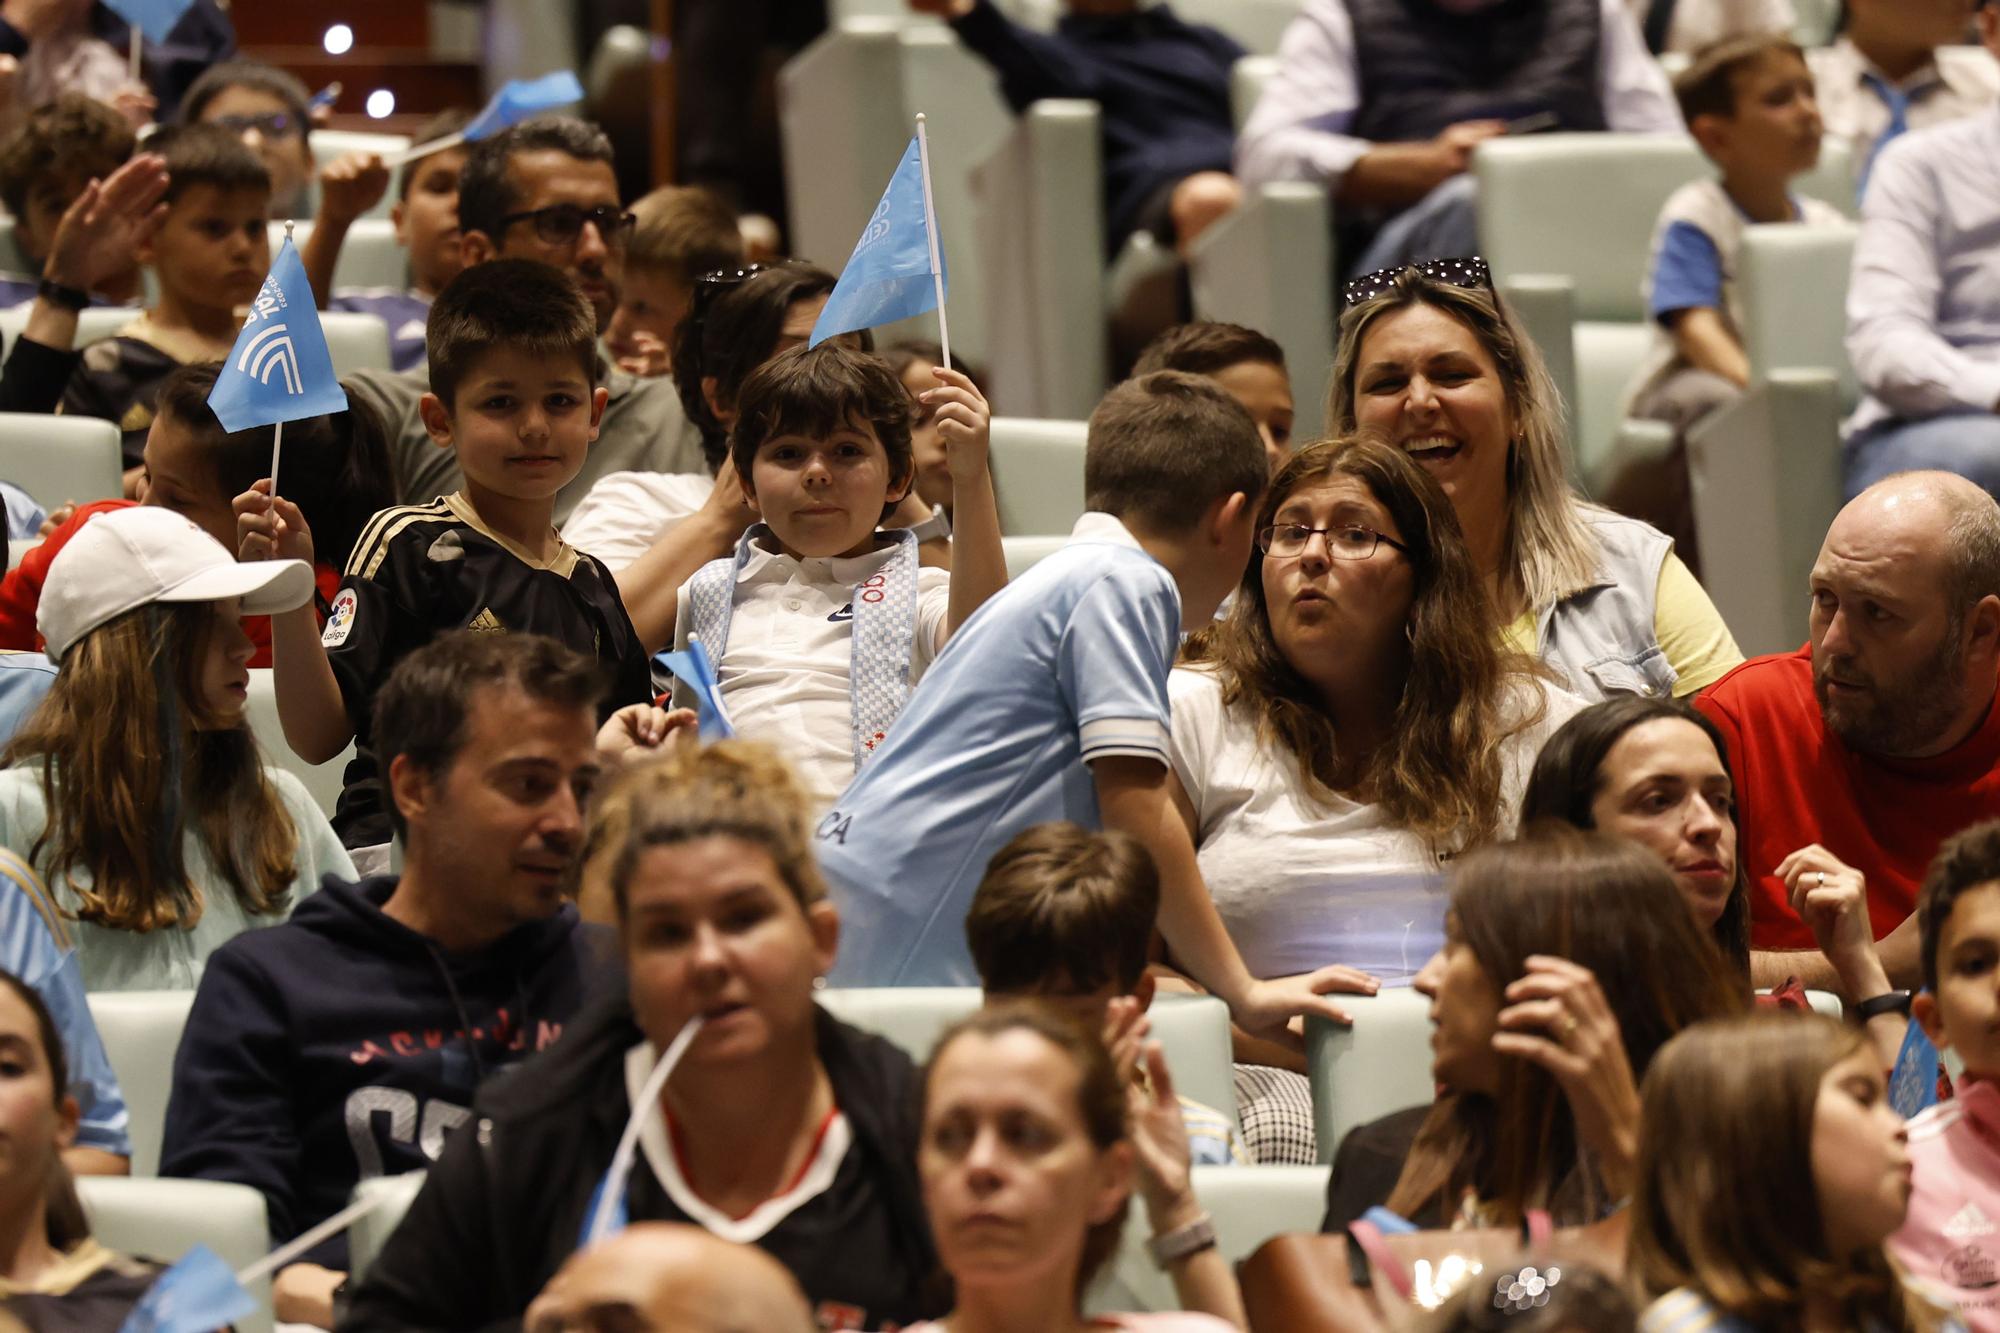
[385,130,467,170]
[127,28,140,82]
[269,220,295,496]
[587,1015,706,1245]
[913,113,950,372]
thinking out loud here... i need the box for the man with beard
[342,117,704,524]
[1699,471,2000,990]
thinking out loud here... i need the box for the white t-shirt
[1168,666,1582,983]
[673,537,951,806]
[560,470,716,572]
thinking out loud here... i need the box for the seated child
[1132,321,1294,475]
[0,93,138,307]
[603,184,743,379]
[58,123,271,481]
[966,821,1244,1165]
[322,108,473,374]
[179,58,315,218]
[1893,818,2000,1330]
[670,339,1003,805]
[240,259,653,861]
[883,339,990,519]
[817,370,1356,1043]
[1610,33,1839,574]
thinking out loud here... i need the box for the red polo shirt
[1697,647,2000,949]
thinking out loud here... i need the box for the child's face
[1919,880,2000,1079]
[744,416,910,560]
[605,266,694,368]
[1211,360,1295,475]
[898,358,953,511]
[393,145,468,296]
[143,184,269,316]
[1178,490,1259,629]
[1810,1048,1911,1257]
[138,411,235,550]
[428,345,606,507]
[194,596,255,728]
[198,85,312,206]
[1699,52,1822,183]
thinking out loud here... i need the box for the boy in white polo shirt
[818,370,1369,1047]
[670,340,1004,805]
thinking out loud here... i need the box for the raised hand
[1233,964,1382,1045]
[43,153,169,295]
[235,480,316,566]
[317,151,390,227]
[1492,955,1641,1196]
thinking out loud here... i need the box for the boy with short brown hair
[604,184,743,378]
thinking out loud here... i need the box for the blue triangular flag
[208,236,349,434]
[654,639,735,742]
[463,71,587,142]
[100,0,192,43]
[1889,1013,1941,1119]
[810,134,946,347]
[117,1244,256,1333]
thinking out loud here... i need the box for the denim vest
[1532,510,1676,702]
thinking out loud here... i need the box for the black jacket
[343,993,944,1332]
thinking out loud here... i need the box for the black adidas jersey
[323,492,652,848]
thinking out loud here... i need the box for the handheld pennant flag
[100,0,193,43]
[1889,1014,1942,1119]
[463,71,586,142]
[117,1244,256,1333]
[810,128,948,348]
[209,235,348,435]
[654,638,735,742]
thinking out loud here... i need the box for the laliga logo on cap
[234,274,302,396]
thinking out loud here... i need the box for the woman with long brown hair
[1321,827,1743,1234]
[1166,435,1580,1161]
[1631,1011,1960,1332]
[0,508,351,990]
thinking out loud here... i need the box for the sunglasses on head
[1342,255,1494,310]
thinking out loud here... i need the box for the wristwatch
[1855,989,1915,1021]
[905,503,952,544]
[36,276,88,312]
[1147,1211,1218,1269]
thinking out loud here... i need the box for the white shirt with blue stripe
[818,512,1181,986]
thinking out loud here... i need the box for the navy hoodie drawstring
[421,940,487,1085]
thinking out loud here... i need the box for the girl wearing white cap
[0,507,354,991]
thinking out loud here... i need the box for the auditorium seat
[246,668,354,819]
[1091,1164,1331,1313]
[1305,989,1437,1164]
[84,989,196,1178]
[0,412,123,512]
[988,417,1087,536]
[271,219,407,292]
[77,1176,274,1333]
[319,310,394,376]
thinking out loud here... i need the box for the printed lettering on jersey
[322,588,358,647]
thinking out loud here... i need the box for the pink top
[901,1318,1235,1332]
[1891,1076,2000,1330]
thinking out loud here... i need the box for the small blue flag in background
[1890,1013,1941,1119]
[117,1244,255,1333]
[100,0,192,43]
[654,639,735,742]
[208,236,348,435]
[463,71,587,143]
[810,134,947,347]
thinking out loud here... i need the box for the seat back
[1738,221,1859,408]
[987,417,1087,536]
[1306,989,1437,1162]
[274,219,407,292]
[76,1176,274,1333]
[347,1170,429,1284]
[0,216,29,274]
[0,412,123,511]
[1571,320,1669,490]
[1231,54,1279,133]
[0,305,137,358]
[1090,1164,1331,1313]
[83,990,197,1178]
[1002,533,1069,579]
[814,986,978,1060]
[1173,0,1305,53]
[245,668,354,818]
[320,310,393,376]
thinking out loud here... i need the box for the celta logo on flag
[99,0,192,42]
[463,71,586,142]
[810,134,947,347]
[208,236,348,434]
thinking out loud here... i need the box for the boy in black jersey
[236,259,653,864]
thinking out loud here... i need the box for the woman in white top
[908,1001,1240,1333]
[1168,436,1577,1161]
[0,508,352,990]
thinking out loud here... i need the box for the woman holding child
[1165,435,1580,1161]
[1327,261,1742,701]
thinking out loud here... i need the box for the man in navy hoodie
[160,631,619,1329]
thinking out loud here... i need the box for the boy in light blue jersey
[819,370,1370,1044]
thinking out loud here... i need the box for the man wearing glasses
[344,117,703,523]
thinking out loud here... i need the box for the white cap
[38,507,318,661]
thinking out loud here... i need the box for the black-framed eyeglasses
[211,111,301,140]
[1342,255,1493,310]
[497,203,637,249]
[1257,523,1410,561]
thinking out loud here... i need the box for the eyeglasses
[211,111,301,140]
[1342,255,1493,310]
[1257,523,1410,561]
[497,203,637,249]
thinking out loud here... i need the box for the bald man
[1698,471,2000,992]
[522,1224,817,1333]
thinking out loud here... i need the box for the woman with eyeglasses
[1163,435,1582,1163]
[1328,260,1742,703]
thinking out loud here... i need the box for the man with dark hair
[343,116,703,521]
[1698,470,2000,991]
[160,630,617,1331]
